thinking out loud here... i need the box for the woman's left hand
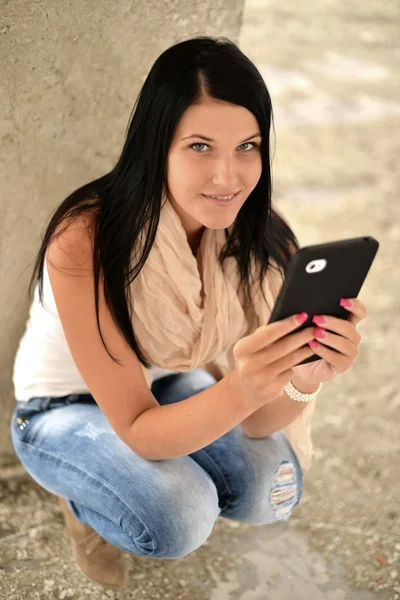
[291,297,366,384]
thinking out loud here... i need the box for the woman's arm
[239,374,320,438]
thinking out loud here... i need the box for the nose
[213,157,240,187]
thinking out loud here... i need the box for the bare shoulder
[47,204,98,273]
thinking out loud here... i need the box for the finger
[234,313,309,357]
[308,340,346,370]
[339,297,367,327]
[313,328,359,357]
[271,344,315,375]
[262,326,315,364]
[261,345,314,384]
[312,315,361,345]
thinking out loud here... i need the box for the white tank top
[12,256,177,401]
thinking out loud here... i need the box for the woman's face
[165,96,262,252]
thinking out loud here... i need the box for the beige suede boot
[58,496,129,589]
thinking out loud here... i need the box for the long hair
[26,35,300,369]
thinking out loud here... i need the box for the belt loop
[67,394,79,403]
[41,397,53,411]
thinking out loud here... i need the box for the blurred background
[1,0,399,598]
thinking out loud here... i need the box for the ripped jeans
[10,369,303,559]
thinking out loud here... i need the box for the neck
[188,228,205,255]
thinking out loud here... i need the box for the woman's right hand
[229,313,316,410]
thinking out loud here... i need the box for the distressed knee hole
[269,461,299,520]
[270,486,297,504]
[276,462,296,483]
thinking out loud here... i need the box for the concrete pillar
[0,0,245,465]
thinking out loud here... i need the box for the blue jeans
[10,369,303,559]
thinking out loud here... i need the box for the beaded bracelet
[283,380,322,403]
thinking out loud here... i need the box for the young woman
[10,36,365,590]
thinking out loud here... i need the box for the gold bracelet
[283,380,322,403]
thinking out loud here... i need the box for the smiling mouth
[202,191,240,200]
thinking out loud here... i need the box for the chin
[202,215,237,229]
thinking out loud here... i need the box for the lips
[203,192,239,207]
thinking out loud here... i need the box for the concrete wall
[0,0,245,466]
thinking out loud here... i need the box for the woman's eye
[191,143,208,152]
[238,142,258,151]
[190,142,258,152]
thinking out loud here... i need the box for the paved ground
[1,0,399,598]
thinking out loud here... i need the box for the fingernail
[312,315,327,325]
[340,298,352,307]
[308,340,319,349]
[296,312,308,323]
[314,327,326,339]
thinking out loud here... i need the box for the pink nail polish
[312,315,327,325]
[314,327,326,339]
[340,298,352,307]
[296,312,308,323]
[308,340,319,349]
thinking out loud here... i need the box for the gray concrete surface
[1,0,399,598]
[0,0,244,459]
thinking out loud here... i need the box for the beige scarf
[130,197,317,472]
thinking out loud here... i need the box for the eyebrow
[180,132,262,143]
